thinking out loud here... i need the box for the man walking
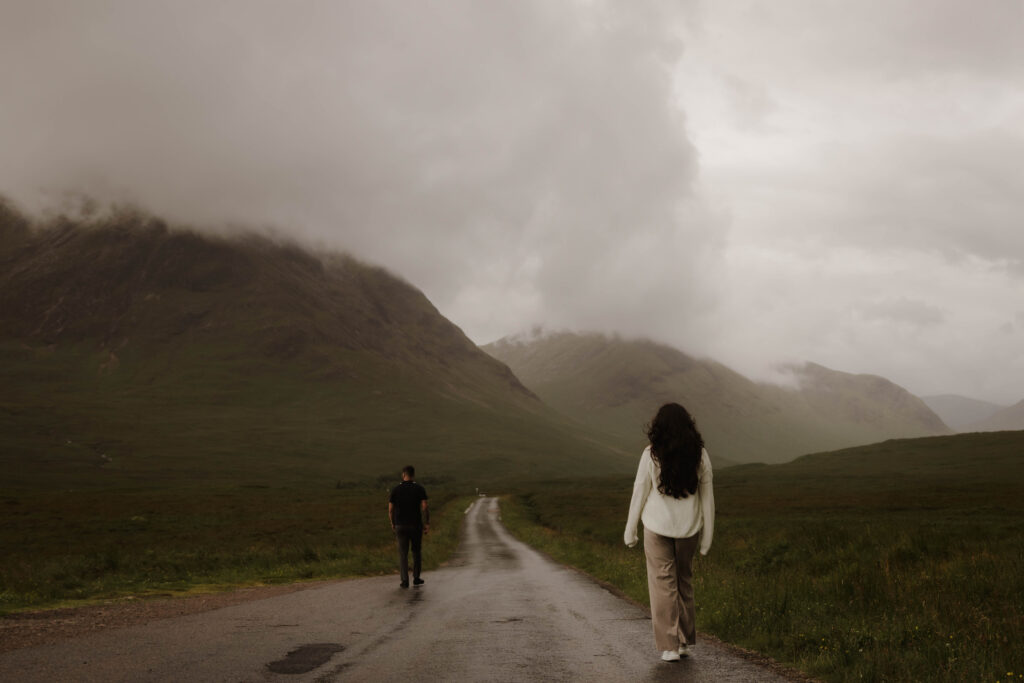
[388,465,429,588]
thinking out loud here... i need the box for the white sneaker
[677,644,690,657]
[661,650,681,662]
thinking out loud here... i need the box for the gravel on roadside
[0,580,344,654]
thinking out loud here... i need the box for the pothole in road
[266,643,344,674]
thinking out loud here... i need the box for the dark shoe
[400,581,409,588]
[413,578,425,586]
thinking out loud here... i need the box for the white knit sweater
[623,445,715,555]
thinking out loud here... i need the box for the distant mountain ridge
[485,330,951,464]
[922,394,1009,432]
[0,202,632,488]
[970,400,1024,433]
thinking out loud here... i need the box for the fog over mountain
[0,209,633,485]
[921,395,1008,432]
[2,1,1021,403]
[486,330,950,465]
[969,400,1024,433]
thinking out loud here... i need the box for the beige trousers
[643,527,699,651]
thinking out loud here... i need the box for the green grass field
[500,432,1024,683]
[0,338,632,491]
[0,486,469,615]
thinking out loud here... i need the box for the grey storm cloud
[855,298,945,328]
[0,0,718,344]
[1,0,1022,403]
[702,0,1024,80]
[734,131,1024,272]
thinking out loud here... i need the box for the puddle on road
[266,643,344,674]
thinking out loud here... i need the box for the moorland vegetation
[501,431,1024,683]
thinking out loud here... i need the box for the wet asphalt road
[0,498,794,682]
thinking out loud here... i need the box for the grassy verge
[501,476,1024,683]
[0,487,469,615]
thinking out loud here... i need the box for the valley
[3,203,1022,682]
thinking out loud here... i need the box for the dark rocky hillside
[0,208,529,399]
[0,202,630,488]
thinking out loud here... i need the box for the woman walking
[624,402,715,662]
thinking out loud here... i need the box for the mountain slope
[922,394,1007,431]
[0,204,631,489]
[970,399,1024,432]
[484,331,950,464]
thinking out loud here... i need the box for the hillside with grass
[485,330,950,464]
[0,201,633,491]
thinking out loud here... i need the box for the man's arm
[388,502,395,530]
[421,499,430,532]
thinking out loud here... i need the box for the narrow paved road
[0,498,796,682]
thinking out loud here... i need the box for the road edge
[493,497,823,683]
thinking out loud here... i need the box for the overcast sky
[2,1,1022,403]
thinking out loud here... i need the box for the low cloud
[855,298,945,328]
[1,0,1021,403]
[0,0,721,349]
[676,1,1024,403]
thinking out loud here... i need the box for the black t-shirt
[389,480,428,526]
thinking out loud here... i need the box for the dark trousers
[395,524,423,583]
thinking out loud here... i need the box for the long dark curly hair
[646,402,704,499]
